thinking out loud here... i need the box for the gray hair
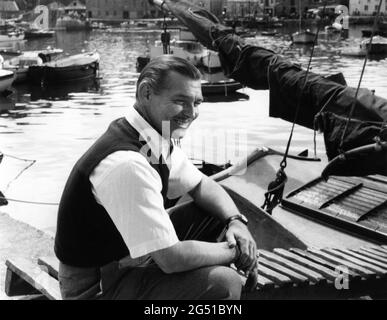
[136,55,202,98]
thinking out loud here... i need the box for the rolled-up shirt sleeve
[167,146,204,200]
[90,151,179,259]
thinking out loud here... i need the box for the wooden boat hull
[27,53,99,85]
[201,80,243,95]
[24,31,55,39]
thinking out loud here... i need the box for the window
[105,11,109,16]
[364,5,368,11]
[114,11,117,16]
[123,11,129,19]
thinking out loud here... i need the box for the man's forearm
[190,176,240,223]
[151,240,237,274]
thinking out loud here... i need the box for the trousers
[58,200,242,300]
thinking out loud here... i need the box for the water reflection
[19,78,101,101]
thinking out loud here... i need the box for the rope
[261,3,328,214]
[1,153,37,192]
[280,4,326,170]
[0,196,58,206]
[338,0,384,150]
[0,153,57,206]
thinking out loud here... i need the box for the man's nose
[188,104,199,118]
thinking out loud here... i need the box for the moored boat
[24,29,55,39]
[291,0,316,45]
[360,35,387,55]
[292,30,316,44]
[1,48,64,83]
[261,30,278,36]
[27,51,100,85]
[0,31,24,42]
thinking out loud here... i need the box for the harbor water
[1,26,387,234]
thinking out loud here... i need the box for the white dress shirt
[89,107,203,267]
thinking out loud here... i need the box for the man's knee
[204,266,242,300]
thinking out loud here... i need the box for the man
[55,55,258,300]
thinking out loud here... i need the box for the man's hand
[226,220,257,274]
[244,261,259,292]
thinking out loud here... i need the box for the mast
[298,0,301,31]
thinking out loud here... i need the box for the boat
[27,51,100,85]
[378,18,387,31]
[24,29,55,39]
[0,48,63,60]
[1,48,63,83]
[2,54,43,83]
[201,79,243,95]
[291,0,316,44]
[360,35,387,55]
[341,36,387,57]
[22,5,55,39]
[0,31,24,42]
[146,0,387,298]
[261,30,278,36]
[292,29,316,45]
[55,16,91,31]
[0,69,15,92]
[361,30,387,37]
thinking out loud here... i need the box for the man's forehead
[164,72,202,96]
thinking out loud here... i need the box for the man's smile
[173,116,194,128]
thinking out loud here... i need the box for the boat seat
[4,256,61,300]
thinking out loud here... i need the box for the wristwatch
[225,214,248,228]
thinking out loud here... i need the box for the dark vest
[54,117,170,267]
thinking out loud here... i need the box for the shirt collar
[125,106,171,159]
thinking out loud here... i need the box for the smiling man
[54,55,258,300]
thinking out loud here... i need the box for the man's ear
[138,81,152,103]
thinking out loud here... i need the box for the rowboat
[2,49,64,83]
[292,30,316,44]
[24,29,55,39]
[341,36,387,57]
[360,36,387,55]
[27,51,100,85]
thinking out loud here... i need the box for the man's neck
[133,103,151,126]
[133,103,168,139]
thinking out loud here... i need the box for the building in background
[349,0,386,15]
[191,0,225,17]
[85,0,155,20]
[0,0,20,19]
[225,0,263,18]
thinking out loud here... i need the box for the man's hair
[136,55,202,98]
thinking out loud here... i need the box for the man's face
[146,71,203,139]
